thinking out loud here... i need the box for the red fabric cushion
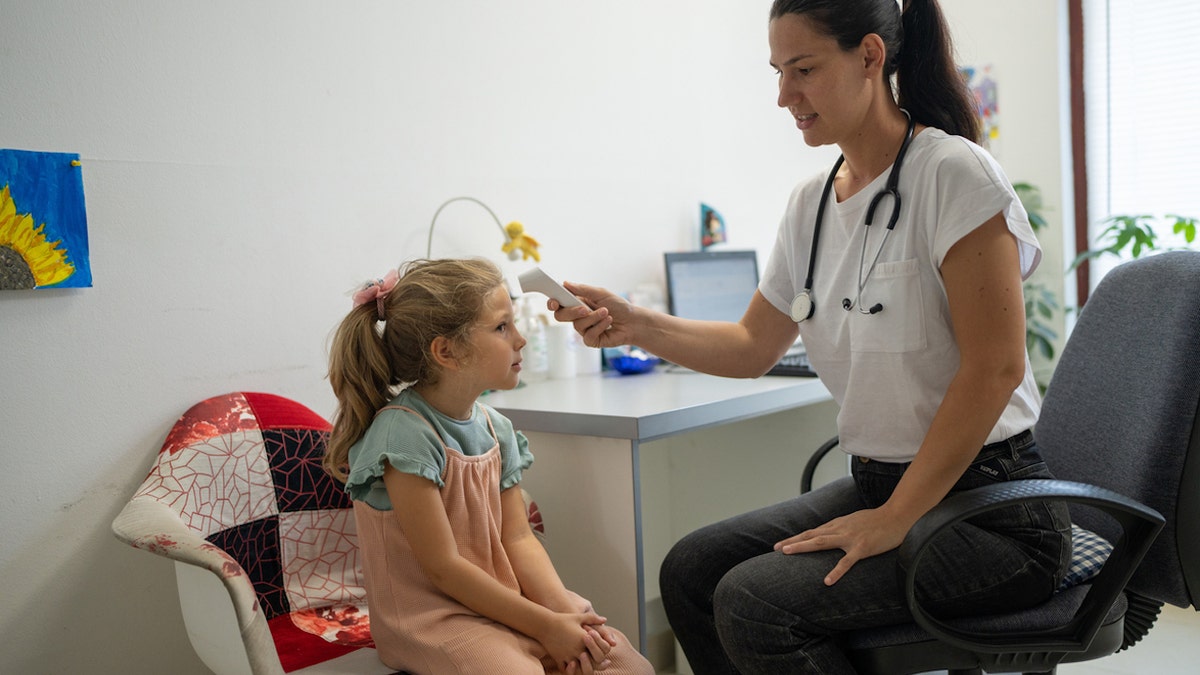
[268,614,362,672]
[244,392,330,431]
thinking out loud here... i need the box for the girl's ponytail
[896,0,980,142]
[325,303,398,482]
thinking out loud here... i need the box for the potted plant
[1070,214,1198,270]
[1014,182,1059,373]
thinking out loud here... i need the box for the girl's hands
[565,590,620,653]
[563,627,613,674]
[539,611,612,674]
[773,507,910,586]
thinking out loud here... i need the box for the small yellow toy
[502,221,541,262]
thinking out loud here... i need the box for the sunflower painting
[0,149,91,289]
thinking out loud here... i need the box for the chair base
[847,616,1124,675]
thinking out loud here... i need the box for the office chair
[797,251,1200,674]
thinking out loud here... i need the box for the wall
[945,0,1074,371]
[0,1,1066,673]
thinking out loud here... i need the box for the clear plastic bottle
[517,296,550,383]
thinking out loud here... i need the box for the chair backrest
[132,391,364,619]
[1036,251,1200,608]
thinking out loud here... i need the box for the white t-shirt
[760,128,1042,462]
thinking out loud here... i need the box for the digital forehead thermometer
[518,267,583,308]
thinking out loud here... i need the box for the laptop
[663,250,815,377]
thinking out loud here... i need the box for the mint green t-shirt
[344,388,534,510]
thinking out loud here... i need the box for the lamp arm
[426,196,512,258]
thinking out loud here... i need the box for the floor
[659,603,1200,674]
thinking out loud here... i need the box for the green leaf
[1171,216,1197,243]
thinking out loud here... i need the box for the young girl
[325,258,652,675]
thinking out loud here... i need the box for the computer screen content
[664,250,759,323]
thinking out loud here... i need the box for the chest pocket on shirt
[848,257,927,353]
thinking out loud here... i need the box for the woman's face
[769,14,874,148]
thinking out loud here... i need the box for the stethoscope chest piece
[790,290,815,323]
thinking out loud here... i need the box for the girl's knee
[602,629,656,675]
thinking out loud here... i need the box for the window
[1078,1,1200,294]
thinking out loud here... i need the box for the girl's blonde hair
[324,257,505,481]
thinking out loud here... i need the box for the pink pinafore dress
[353,405,651,675]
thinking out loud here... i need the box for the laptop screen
[664,250,759,323]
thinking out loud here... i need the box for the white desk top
[483,368,832,442]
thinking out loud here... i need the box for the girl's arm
[383,466,607,668]
[499,485,579,613]
[776,214,1027,582]
[500,486,619,659]
[553,285,800,379]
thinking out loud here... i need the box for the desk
[484,368,839,667]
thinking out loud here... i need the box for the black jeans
[659,432,1071,674]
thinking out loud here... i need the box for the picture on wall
[0,149,92,290]
[961,65,999,152]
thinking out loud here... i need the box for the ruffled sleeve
[344,406,446,509]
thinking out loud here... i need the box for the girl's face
[465,285,526,392]
[769,14,874,148]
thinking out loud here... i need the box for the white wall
[0,1,1066,673]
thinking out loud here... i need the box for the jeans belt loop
[983,429,1033,458]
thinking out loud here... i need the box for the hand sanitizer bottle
[517,296,550,383]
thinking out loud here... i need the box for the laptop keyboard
[766,348,817,377]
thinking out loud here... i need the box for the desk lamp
[425,196,541,262]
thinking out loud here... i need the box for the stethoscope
[789,110,916,323]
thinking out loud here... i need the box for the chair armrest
[112,498,263,634]
[801,436,840,494]
[898,479,1164,655]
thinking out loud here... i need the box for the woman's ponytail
[896,0,980,142]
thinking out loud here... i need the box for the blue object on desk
[610,354,660,375]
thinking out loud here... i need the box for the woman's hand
[549,282,630,348]
[774,507,911,586]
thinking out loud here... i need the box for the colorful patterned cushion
[133,392,374,672]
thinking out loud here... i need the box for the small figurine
[701,203,726,249]
[502,221,541,262]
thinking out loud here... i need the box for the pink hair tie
[352,269,399,320]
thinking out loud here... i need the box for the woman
[550,1,1071,672]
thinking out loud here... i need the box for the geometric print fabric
[279,509,366,615]
[132,392,372,656]
[134,429,278,538]
[265,428,353,513]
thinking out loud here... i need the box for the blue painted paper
[0,149,92,289]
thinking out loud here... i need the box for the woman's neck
[835,107,913,200]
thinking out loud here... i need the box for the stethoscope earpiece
[842,298,885,315]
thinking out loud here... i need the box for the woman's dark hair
[769,0,980,143]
